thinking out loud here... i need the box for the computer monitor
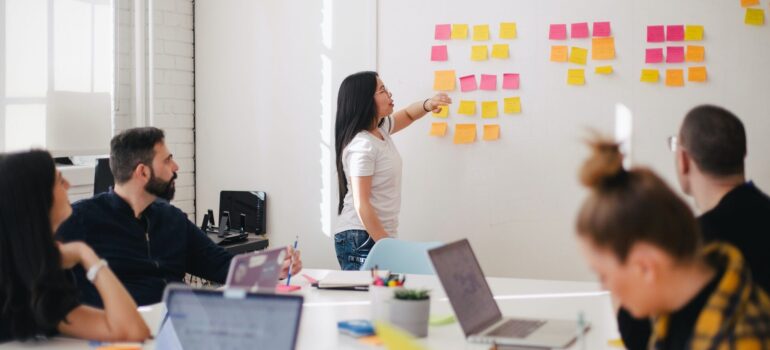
[219,191,266,235]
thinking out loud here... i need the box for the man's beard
[145,170,177,201]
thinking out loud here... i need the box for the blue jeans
[334,230,375,271]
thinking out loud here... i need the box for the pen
[286,235,298,286]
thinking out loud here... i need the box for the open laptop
[225,247,286,292]
[428,239,583,348]
[155,285,303,350]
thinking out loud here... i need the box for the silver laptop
[225,247,286,292]
[428,239,584,348]
[156,285,303,350]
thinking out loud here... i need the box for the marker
[286,235,298,286]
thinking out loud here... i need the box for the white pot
[370,286,402,322]
[388,298,430,338]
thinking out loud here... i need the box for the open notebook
[314,270,388,290]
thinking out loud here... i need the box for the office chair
[93,157,114,195]
[360,238,443,275]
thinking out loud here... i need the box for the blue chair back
[360,238,443,275]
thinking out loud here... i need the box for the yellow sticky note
[451,24,468,39]
[429,122,448,136]
[458,100,476,115]
[569,47,588,65]
[686,45,705,62]
[684,25,704,41]
[499,22,517,39]
[491,44,510,59]
[665,69,684,87]
[471,45,488,61]
[503,97,521,114]
[742,0,760,6]
[433,70,456,91]
[483,124,500,141]
[432,106,449,118]
[374,322,427,350]
[591,37,615,60]
[595,66,613,75]
[640,69,660,83]
[454,124,476,144]
[688,66,707,82]
[745,8,765,26]
[567,69,585,85]
[607,338,625,348]
[473,24,490,41]
[550,45,568,62]
[481,101,498,118]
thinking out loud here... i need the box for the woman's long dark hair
[0,150,78,340]
[335,71,379,215]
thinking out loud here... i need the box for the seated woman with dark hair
[0,150,150,342]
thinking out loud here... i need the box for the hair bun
[580,136,625,189]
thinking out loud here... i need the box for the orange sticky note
[432,106,449,118]
[640,69,660,83]
[473,24,490,41]
[429,122,448,136]
[491,44,510,59]
[471,45,488,61]
[433,70,456,91]
[483,124,500,141]
[686,45,705,62]
[503,97,521,114]
[458,100,476,115]
[591,37,615,60]
[451,24,468,39]
[688,66,707,82]
[499,22,517,39]
[569,47,588,65]
[481,101,498,118]
[665,69,684,87]
[742,0,759,6]
[454,124,476,144]
[550,45,569,62]
[684,25,704,41]
[567,69,585,85]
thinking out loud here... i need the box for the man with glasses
[617,105,770,350]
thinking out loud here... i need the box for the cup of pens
[369,266,405,323]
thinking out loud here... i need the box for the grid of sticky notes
[741,0,766,26]
[642,25,707,86]
[432,22,521,144]
[549,22,615,86]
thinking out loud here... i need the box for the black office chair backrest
[93,158,114,195]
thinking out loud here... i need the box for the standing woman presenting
[334,71,451,270]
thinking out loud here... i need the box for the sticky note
[549,24,567,40]
[502,73,520,89]
[595,66,613,75]
[432,106,449,118]
[473,24,490,41]
[665,69,684,87]
[459,74,478,92]
[666,25,684,41]
[640,69,660,83]
[686,45,705,62]
[684,25,704,41]
[431,45,448,61]
[647,25,665,42]
[491,44,510,59]
[666,46,685,63]
[569,47,588,65]
[742,0,760,6]
[499,22,517,39]
[483,125,500,141]
[454,124,476,144]
[451,24,469,39]
[645,48,664,63]
[481,101,498,118]
[504,97,522,114]
[433,70,456,91]
[429,122,448,136]
[471,45,488,61]
[591,37,615,60]
[593,22,611,37]
[688,66,707,82]
[550,45,568,62]
[374,321,427,350]
[571,22,589,38]
[458,100,476,115]
[745,8,765,26]
[567,69,585,86]
[435,24,451,40]
[480,74,497,91]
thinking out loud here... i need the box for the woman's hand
[58,241,99,270]
[426,93,452,112]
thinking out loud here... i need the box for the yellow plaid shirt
[652,243,770,350]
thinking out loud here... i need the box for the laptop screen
[157,287,303,350]
[429,239,502,336]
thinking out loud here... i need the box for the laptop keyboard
[487,319,547,338]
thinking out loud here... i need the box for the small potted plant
[388,289,431,337]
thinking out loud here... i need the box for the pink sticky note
[666,46,685,63]
[549,24,567,40]
[593,22,611,37]
[571,22,589,38]
[459,74,478,92]
[435,24,451,40]
[647,25,665,42]
[645,48,664,63]
[502,73,520,90]
[480,74,497,91]
[431,45,448,61]
[666,25,684,41]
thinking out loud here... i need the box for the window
[1,0,114,153]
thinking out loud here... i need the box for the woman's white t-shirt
[335,116,403,237]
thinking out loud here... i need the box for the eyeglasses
[667,135,678,152]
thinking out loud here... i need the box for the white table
[1,269,621,350]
